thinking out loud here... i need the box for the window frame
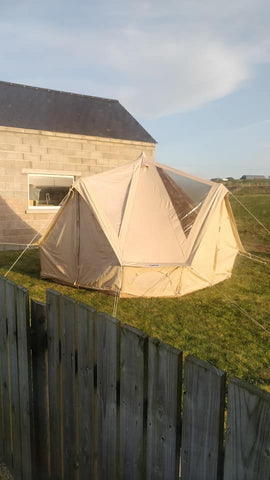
[28,173,74,210]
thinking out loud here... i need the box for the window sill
[25,208,60,214]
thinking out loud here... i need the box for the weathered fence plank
[181,356,226,480]
[119,324,148,480]
[223,377,270,480]
[147,338,182,480]
[31,299,49,480]
[60,296,77,480]
[96,313,120,480]
[6,280,22,478]
[47,289,62,480]
[0,278,4,459]
[0,343,3,459]
[77,303,96,479]
[0,277,11,465]
[16,286,32,480]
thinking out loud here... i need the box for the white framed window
[28,174,74,209]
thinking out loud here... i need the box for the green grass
[227,178,270,253]
[0,186,269,392]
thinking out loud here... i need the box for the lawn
[0,181,269,392]
[225,178,270,251]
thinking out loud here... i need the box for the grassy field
[227,178,270,252]
[0,180,269,392]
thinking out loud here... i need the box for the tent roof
[73,156,226,265]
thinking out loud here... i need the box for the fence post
[31,300,50,480]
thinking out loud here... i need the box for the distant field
[226,178,270,196]
[0,181,269,392]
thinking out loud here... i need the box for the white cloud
[0,0,270,117]
[100,30,250,117]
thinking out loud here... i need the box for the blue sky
[1,0,270,179]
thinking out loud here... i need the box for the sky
[1,0,270,179]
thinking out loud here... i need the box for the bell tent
[38,155,243,297]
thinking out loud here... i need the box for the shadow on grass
[0,248,40,279]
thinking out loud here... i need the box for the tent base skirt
[40,263,233,298]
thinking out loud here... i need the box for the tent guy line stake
[112,265,123,318]
[239,252,270,266]
[112,290,120,318]
[246,252,270,263]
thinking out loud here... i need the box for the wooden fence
[0,276,269,480]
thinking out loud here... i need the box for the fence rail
[0,276,269,480]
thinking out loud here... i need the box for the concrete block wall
[0,126,155,249]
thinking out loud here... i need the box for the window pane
[158,168,212,237]
[29,175,73,207]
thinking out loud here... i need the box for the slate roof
[0,81,156,143]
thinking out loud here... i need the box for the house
[0,81,156,249]
[240,175,265,180]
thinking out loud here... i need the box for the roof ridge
[0,80,119,103]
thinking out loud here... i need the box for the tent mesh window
[157,168,212,237]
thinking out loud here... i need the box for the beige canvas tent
[38,155,244,297]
